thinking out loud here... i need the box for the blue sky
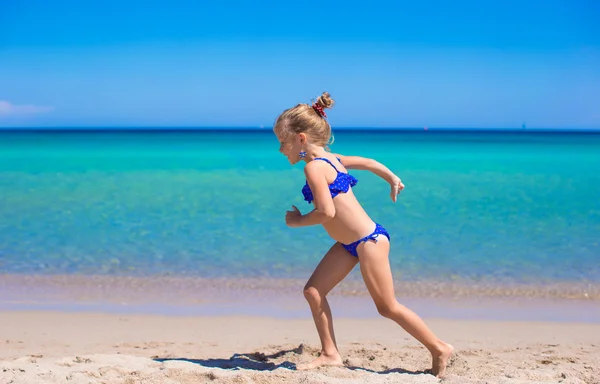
[1,0,599,128]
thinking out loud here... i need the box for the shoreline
[2,274,599,323]
[3,273,597,300]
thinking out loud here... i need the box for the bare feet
[296,352,344,371]
[431,343,454,378]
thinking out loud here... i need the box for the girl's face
[276,131,305,165]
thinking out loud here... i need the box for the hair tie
[312,103,327,118]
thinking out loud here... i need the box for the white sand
[1,311,599,383]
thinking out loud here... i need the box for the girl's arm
[287,161,336,227]
[336,154,405,202]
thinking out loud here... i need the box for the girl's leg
[357,237,454,378]
[297,242,359,370]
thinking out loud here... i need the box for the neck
[303,146,328,162]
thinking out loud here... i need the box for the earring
[299,151,307,159]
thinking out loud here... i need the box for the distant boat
[522,123,527,130]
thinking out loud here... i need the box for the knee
[303,285,323,304]
[376,302,398,319]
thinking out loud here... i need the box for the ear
[297,133,307,145]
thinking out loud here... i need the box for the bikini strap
[314,157,340,173]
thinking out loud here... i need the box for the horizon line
[1,126,600,133]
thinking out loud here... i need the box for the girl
[273,92,454,378]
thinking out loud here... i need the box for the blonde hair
[274,92,335,150]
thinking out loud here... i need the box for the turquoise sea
[1,129,599,289]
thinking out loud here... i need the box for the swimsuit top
[301,157,358,204]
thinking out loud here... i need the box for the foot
[296,352,344,370]
[431,343,454,378]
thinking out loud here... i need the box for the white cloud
[0,100,54,117]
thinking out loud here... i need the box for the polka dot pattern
[302,157,358,204]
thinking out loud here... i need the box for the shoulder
[303,160,330,182]
[304,160,325,176]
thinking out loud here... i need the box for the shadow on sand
[154,346,299,371]
[154,344,428,376]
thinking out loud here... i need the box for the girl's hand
[285,205,302,227]
[390,175,404,202]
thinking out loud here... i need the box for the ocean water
[1,129,599,286]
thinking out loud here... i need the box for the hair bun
[315,92,334,109]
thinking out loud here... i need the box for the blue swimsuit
[301,157,357,204]
[301,157,390,257]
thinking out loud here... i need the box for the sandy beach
[1,309,599,384]
[2,130,600,383]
